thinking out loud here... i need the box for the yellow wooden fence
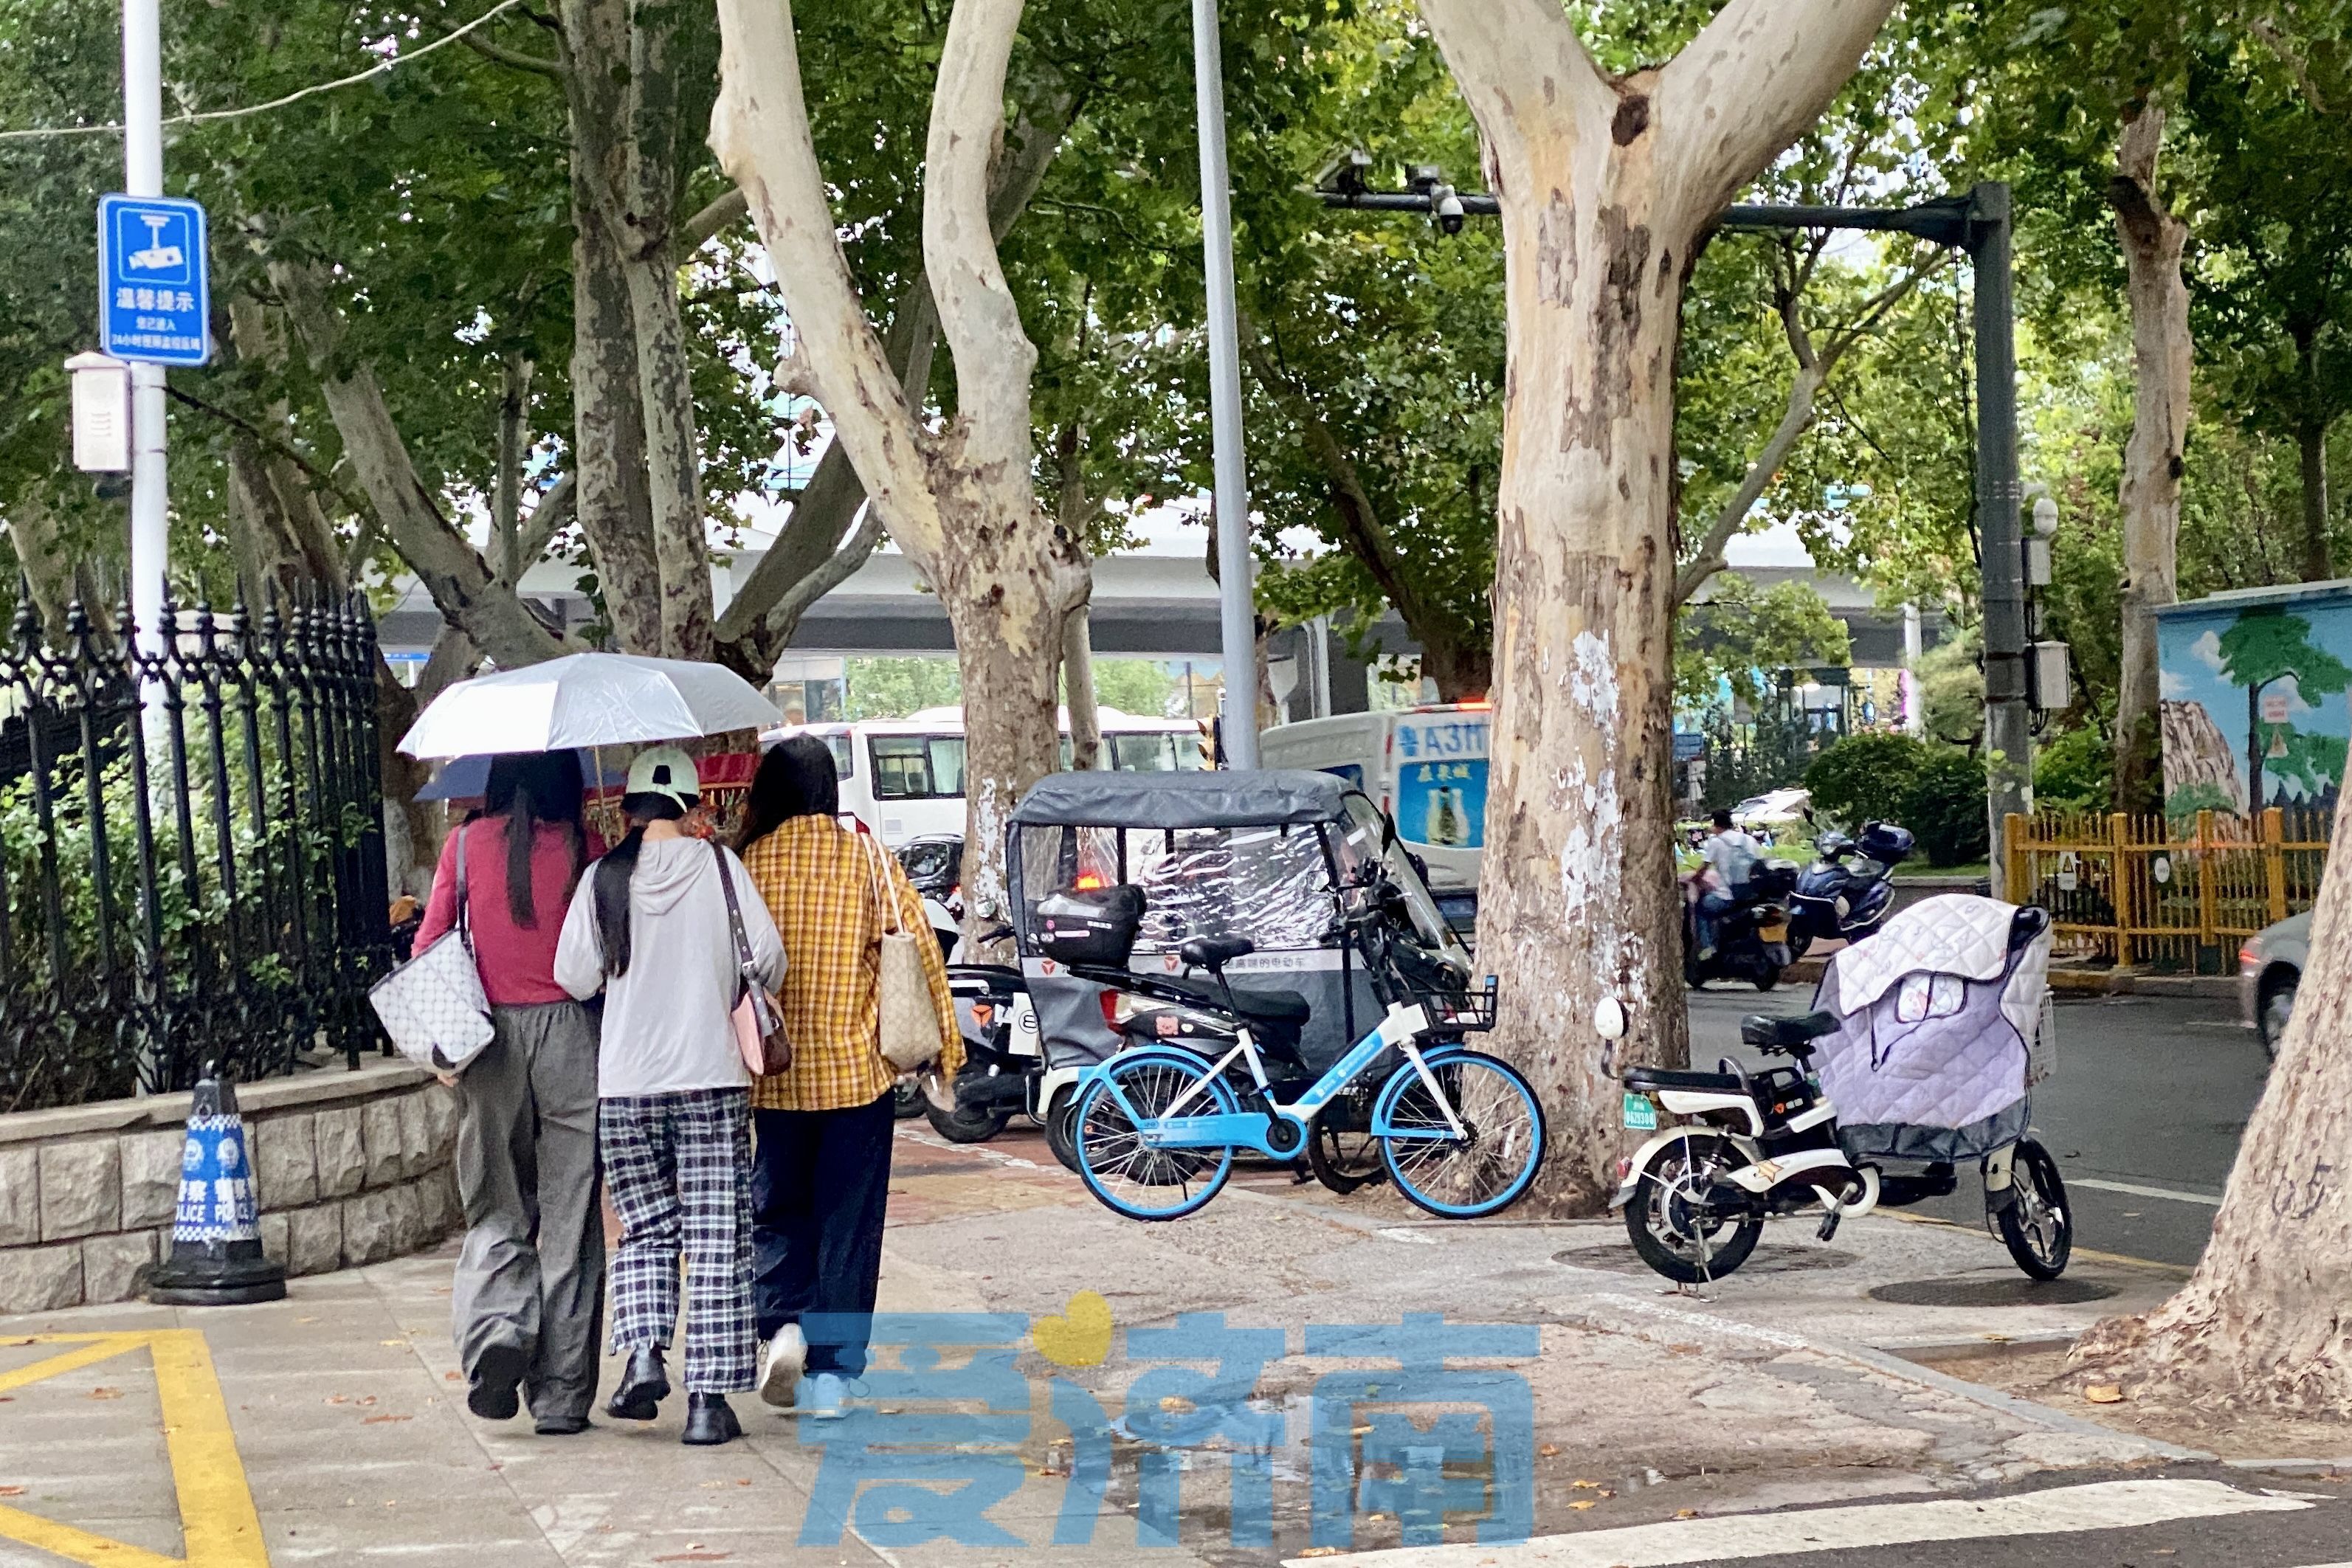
[2004,807,2334,968]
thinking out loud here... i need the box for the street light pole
[121,0,169,652]
[1191,0,1259,768]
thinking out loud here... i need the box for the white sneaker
[801,1371,850,1420]
[756,1324,806,1409]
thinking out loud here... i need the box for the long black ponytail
[592,792,685,977]
[485,750,585,928]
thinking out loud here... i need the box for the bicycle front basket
[1413,974,1498,1032]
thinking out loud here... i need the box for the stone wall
[0,1060,459,1314]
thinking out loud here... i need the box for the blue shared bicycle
[1069,884,1545,1221]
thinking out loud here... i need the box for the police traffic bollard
[143,1064,288,1306]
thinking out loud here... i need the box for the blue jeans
[1697,891,1737,952]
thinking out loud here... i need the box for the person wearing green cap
[553,745,784,1447]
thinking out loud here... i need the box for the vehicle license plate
[1622,1092,1658,1131]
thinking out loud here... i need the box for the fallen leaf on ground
[1572,1479,1603,1490]
[0,1486,24,1497]
[297,1316,317,1324]
[362,1415,412,1425]
[1570,1500,1598,1511]
[444,1372,461,1382]
[379,1340,406,1348]
[1297,1552,1340,1561]
[86,1388,121,1401]
[325,1395,349,1405]
[1537,1443,1560,1457]
[1666,1343,1701,1356]
[2083,1384,2126,1404]
[1675,1509,1698,1519]
[1159,1395,1194,1414]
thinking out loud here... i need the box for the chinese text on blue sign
[98,194,210,366]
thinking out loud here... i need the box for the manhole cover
[1556,1246,1860,1277]
[1868,1277,2117,1307]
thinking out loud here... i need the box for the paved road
[1690,987,2270,1271]
[1300,1468,2352,1567]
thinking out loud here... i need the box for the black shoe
[605,1347,669,1422]
[681,1392,742,1446]
[467,1342,527,1421]
[534,1412,591,1436]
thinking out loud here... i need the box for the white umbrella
[396,652,782,760]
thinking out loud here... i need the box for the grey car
[2240,910,2308,1062]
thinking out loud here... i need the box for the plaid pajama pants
[599,1088,756,1393]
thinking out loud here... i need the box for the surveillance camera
[1434,189,1466,236]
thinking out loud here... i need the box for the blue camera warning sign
[98,194,210,365]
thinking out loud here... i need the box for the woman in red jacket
[413,750,604,1434]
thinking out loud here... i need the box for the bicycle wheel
[1996,1138,2072,1280]
[1073,1051,1238,1220]
[1373,1047,1545,1218]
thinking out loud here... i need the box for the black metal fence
[0,587,393,1111]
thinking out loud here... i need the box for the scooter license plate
[1621,1092,1658,1131]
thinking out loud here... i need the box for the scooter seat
[1739,1011,1841,1051]
[1621,1065,1747,1095]
[1179,934,1257,970]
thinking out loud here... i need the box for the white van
[773,706,1208,846]
[1258,704,1489,899]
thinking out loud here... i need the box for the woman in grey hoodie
[554,747,783,1447]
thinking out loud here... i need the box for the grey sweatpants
[452,1001,606,1423]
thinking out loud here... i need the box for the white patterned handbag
[369,828,494,1073]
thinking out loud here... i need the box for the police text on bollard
[143,1065,288,1306]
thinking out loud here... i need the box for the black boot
[681,1392,742,1447]
[606,1346,669,1422]
[466,1342,527,1421]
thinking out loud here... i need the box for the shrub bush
[2032,726,2112,813]
[1804,732,1926,830]
[1902,745,1992,867]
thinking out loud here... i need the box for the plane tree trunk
[2074,796,2352,1411]
[2109,107,2191,813]
[712,0,1076,942]
[1417,0,1894,1210]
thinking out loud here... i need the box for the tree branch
[771,505,887,643]
[270,262,573,669]
[676,186,748,258]
[1239,321,1432,633]
[455,27,565,77]
[1653,0,1901,231]
[922,0,1039,472]
[711,0,947,562]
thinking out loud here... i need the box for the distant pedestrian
[553,747,784,1447]
[737,735,959,1419]
[413,750,604,1435]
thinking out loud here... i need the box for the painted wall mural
[2158,594,2352,820]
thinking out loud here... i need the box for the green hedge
[1804,733,1990,868]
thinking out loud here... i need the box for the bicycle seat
[1179,934,1257,970]
[1739,1011,1840,1053]
[1621,1065,1748,1095]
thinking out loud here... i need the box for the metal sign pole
[121,0,168,657]
[1192,0,1259,769]
[1969,183,2031,880]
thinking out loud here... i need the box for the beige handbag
[863,834,945,1070]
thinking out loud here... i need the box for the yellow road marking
[0,1333,148,1398]
[0,1331,267,1567]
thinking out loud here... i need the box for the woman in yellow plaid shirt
[734,734,959,1419]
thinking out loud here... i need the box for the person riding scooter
[1694,809,1765,958]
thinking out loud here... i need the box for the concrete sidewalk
[0,1119,2195,1567]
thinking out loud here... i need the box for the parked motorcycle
[1618,897,2070,1285]
[1681,858,1800,991]
[1787,821,1914,961]
[896,835,965,962]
